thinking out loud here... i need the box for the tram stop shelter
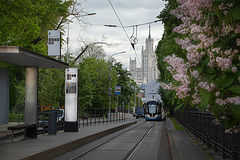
[0,46,68,129]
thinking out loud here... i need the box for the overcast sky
[62,0,166,69]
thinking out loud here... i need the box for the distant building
[129,32,159,85]
[140,80,162,103]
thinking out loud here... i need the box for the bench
[8,123,37,142]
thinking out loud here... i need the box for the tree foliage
[112,62,138,108]
[38,68,65,106]
[0,63,25,113]
[77,58,137,111]
[78,58,111,110]
[0,0,74,113]
[0,0,73,54]
[74,44,106,61]
[156,0,184,112]
[156,0,240,131]
[0,0,138,116]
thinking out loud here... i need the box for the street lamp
[138,90,144,107]
[131,86,138,115]
[66,13,96,63]
[108,51,126,121]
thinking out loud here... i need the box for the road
[54,119,171,160]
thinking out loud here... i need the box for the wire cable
[108,0,141,66]
[90,19,162,28]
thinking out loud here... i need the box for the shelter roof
[0,46,68,69]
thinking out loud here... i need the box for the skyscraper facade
[129,34,159,85]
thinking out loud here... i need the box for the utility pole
[108,51,126,121]
[67,22,70,62]
[108,62,112,121]
[66,13,96,63]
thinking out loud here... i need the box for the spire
[148,24,151,39]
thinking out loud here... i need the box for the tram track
[124,122,157,160]
[67,123,142,160]
[55,120,170,160]
[65,120,151,160]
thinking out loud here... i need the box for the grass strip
[169,116,184,130]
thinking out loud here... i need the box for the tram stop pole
[64,68,78,132]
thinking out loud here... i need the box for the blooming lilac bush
[159,0,240,131]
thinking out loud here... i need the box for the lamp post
[131,86,137,115]
[138,90,144,107]
[66,13,96,63]
[108,51,126,121]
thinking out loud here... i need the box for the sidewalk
[0,122,25,141]
[0,119,136,160]
[167,117,211,160]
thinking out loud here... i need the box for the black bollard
[48,110,57,135]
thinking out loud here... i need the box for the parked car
[37,109,64,133]
[134,107,145,119]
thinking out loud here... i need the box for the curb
[166,118,180,160]
[21,121,137,160]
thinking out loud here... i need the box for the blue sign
[115,86,121,95]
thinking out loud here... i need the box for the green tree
[0,63,25,113]
[157,0,240,130]
[112,62,138,109]
[38,68,65,106]
[156,0,184,112]
[0,0,73,54]
[0,0,77,113]
[78,57,115,111]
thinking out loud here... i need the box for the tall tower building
[129,27,159,85]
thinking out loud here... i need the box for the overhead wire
[108,0,141,66]
[90,19,162,28]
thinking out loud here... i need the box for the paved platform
[167,117,211,160]
[0,119,136,160]
[0,122,24,140]
[0,117,212,160]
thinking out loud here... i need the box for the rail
[78,107,127,127]
[174,107,240,160]
[37,108,129,134]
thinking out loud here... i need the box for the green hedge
[9,114,24,122]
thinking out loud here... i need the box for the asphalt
[0,119,136,160]
[167,117,211,160]
[0,117,211,160]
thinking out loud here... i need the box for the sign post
[115,86,121,95]
[115,86,121,119]
[48,30,61,57]
[64,68,78,132]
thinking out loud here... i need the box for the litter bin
[48,110,57,135]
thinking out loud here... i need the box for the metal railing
[37,111,64,134]
[78,108,127,128]
[174,107,240,160]
[37,108,128,134]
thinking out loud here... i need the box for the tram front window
[148,104,156,114]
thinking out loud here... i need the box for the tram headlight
[145,114,150,118]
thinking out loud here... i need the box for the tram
[143,100,165,121]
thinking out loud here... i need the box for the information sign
[65,68,78,122]
[115,86,121,95]
[48,30,61,56]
